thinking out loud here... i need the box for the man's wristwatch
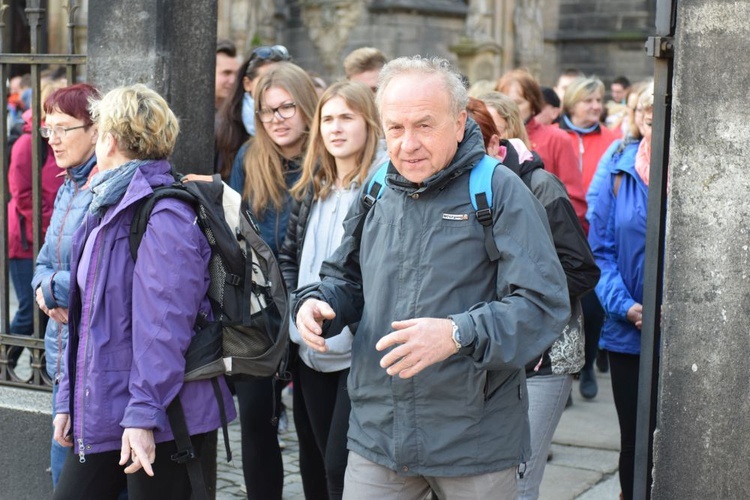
[450,319,462,353]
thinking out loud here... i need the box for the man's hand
[53,413,73,447]
[120,428,156,476]
[376,318,457,379]
[626,303,643,330]
[295,299,336,353]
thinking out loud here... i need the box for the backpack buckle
[475,208,492,226]
[362,194,376,209]
[225,274,242,286]
[171,448,197,464]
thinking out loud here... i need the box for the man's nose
[401,129,421,152]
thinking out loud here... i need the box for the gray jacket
[293,120,570,477]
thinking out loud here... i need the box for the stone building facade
[220,0,656,89]
[7,0,655,92]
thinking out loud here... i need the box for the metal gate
[0,0,85,390]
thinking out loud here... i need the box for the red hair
[43,83,101,127]
[466,97,499,150]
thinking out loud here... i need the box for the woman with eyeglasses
[6,80,65,370]
[215,45,291,180]
[31,83,102,489]
[278,80,384,500]
[228,61,319,500]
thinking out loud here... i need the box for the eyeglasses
[250,45,290,62]
[39,124,86,139]
[257,102,297,123]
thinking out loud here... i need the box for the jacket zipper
[75,222,105,463]
[56,181,79,266]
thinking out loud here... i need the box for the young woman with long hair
[278,80,383,500]
[227,61,319,500]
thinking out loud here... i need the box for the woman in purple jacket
[52,84,235,499]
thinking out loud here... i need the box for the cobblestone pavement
[216,387,304,500]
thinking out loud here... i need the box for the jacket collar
[99,159,174,226]
[68,154,97,185]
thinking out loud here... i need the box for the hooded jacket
[293,119,570,476]
[32,154,97,380]
[55,160,236,458]
[588,151,647,355]
[499,140,600,376]
[7,109,63,260]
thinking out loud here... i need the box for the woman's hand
[120,428,156,476]
[35,288,50,316]
[53,413,73,447]
[181,174,213,183]
[626,303,643,330]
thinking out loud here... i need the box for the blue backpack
[360,154,501,261]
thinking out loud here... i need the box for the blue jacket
[586,138,639,223]
[32,155,97,380]
[588,152,648,355]
[228,142,301,256]
[55,159,235,457]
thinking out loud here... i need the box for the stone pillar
[652,1,750,497]
[87,1,217,175]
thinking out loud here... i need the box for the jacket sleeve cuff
[449,313,477,356]
[121,404,169,432]
[616,298,637,322]
[41,275,59,309]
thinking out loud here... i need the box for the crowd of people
[3,38,654,500]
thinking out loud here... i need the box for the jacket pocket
[19,214,29,250]
[483,370,516,402]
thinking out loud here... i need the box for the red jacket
[526,117,588,231]
[558,119,618,193]
[7,111,63,259]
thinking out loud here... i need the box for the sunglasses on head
[251,45,290,62]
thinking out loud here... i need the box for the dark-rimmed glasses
[39,125,86,139]
[257,102,297,123]
[250,45,290,62]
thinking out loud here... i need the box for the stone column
[87,1,217,174]
[652,1,750,497]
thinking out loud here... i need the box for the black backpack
[129,173,289,499]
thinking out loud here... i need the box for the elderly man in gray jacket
[294,56,570,499]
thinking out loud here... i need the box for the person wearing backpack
[51,84,235,499]
[294,56,570,499]
[31,83,101,488]
[278,80,384,500]
[228,62,319,500]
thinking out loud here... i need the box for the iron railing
[0,0,85,390]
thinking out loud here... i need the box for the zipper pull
[77,439,86,463]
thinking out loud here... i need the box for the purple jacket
[55,159,236,458]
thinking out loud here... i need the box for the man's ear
[455,109,468,143]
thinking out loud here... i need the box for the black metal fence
[0,0,85,390]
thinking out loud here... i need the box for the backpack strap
[167,395,210,500]
[128,185,196,261]
[363,161,389,208]
[353,161,389,239]
[469,155,501,262]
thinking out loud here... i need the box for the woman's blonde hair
[562,77,605,116]
[291,80,382,201]
[479,91,531,148]
[243,62,319,215]
[638,82,655,113]
[90,83,179,160]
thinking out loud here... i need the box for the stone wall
[652,1,750,496]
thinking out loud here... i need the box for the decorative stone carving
[514,0,544,77]
[299,0,364,75]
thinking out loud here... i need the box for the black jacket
[500,140,600,376]
[278,187,314,291]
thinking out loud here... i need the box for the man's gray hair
[376,56,469,117]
